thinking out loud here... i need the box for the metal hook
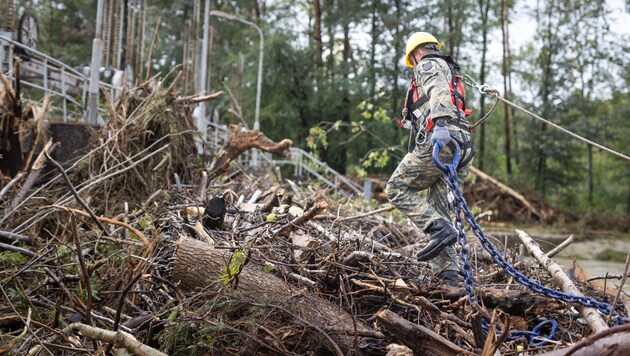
[478,84,490,94]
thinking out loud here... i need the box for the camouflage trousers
[385,129,474,273]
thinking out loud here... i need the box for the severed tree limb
[415,296,472,330]
[208,124,292,181]
[516,229,608,333]
[607,248,630,323]
[541,324,630,356]
[469,166,544,221]
[481,309,511,356]
[69,323,167,356]
[0,172,24,200]
[546,235,574,258]
[342,251,375,267]
[9,140,56,212]
[273,201,328,237]
[350,279,472,334]
[0,241,35,257]
[44,148,108,235]
[307,221,338,242]
[588,273,630,282]
[47,206,149,246]
[0,231,33,245]
[175,91,224,105]
[421,284,563,317]
[376,309,473,355]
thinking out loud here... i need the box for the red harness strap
[401,55,473,132]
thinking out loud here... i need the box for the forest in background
[15,0,630,218]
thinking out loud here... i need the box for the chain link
[432,142,629,345]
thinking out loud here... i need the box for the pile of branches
[1,78,629,355]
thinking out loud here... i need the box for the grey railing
[0,33,117,122]
[207,122,363,198]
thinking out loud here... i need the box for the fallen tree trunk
[171,236,372,354]
[376,309,472,355]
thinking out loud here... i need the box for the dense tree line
[14,0,630,217]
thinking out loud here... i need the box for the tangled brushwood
[1,75,629,356]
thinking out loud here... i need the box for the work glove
[430,125,451,148]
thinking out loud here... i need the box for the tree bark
[476,0,491,171]
[335,2,351,174]
[500,0,512,175]
[588,144,593,205]
[369,0,378,110]
[171,237,372,354]
[313,0,323,66]
[391,0,405,145]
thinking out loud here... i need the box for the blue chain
[431,140,629,345]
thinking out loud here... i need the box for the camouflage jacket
[412,55,471,131]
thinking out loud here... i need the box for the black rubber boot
[416,218,457,261]
[437,270,463,287]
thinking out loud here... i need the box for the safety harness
[399,54,475,167]
[400,54,472,132]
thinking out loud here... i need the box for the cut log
[376,309,472,355]
[517,229,608,333]
[208,124,292,181]
[170,236,372,354]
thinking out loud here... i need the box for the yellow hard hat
[405,32,441,68]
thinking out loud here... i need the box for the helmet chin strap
[411,50,421,67]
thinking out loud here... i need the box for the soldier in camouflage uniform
[386,32,475,286]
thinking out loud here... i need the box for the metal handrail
[289,147,363,195]
[0,34,87,77]
[1,33,118,121]
[1,72,84,108]
[206,122,363,197]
